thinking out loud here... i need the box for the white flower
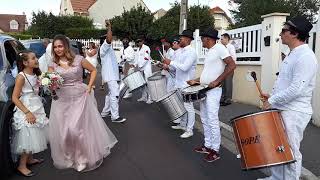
[41,78,50,86]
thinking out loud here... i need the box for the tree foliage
[111,5,154,40]
[27,11,94,38]
[230,0,320,28]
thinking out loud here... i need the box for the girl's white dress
[11,72,48,154]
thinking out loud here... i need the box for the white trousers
[102,80,120,120]
[166,75,175,93]
[268,110,311,180]
[140,69,152,101]
[179,102,195,132]
[200,88,222,152]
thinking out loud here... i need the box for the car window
[29,43,46,58]
[0,48,3,70]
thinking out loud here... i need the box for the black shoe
[16,169,36,177]
[112,117,126,123]
[220,101,231,106]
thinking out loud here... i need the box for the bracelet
[24,110,30,114]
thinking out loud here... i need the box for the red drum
[230,109,295,170]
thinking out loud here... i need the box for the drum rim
[182,84,208,95]
[156,90,177,102]
[241,159,296,171]
[229,109,280,123]
[148,75,165,81]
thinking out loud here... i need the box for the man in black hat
[188,27,236,162]
[258,16,318,180]
[163,30,197,139]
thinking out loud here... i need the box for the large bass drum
[230,109,295,170]
[157,90,186,120]
[147,72,167,101]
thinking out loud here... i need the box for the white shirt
[200,43,230,85]
[135,44,152,77]
[226,43,237,61]
[269,44,318,114]
[100,40,120,82]
[120,46,135,64]
[45,43,53,65]
[38,54,48,73]
[171,45,197,89]
[165,48,175,59]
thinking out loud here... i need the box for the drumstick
[250,71,263,96]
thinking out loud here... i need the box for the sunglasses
[281,28,291,34]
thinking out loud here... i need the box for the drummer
[163,30,197,139]
[120,38,135,99]
[162,36,181,93]
[259,16,318,180]
[133,37,153,104]
[188,27,236,162]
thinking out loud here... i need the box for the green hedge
[65,28,106,39]
[5,32,33,40]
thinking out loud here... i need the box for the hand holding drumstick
[250,71,271,109]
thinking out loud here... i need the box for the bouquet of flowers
[39,72,64,100]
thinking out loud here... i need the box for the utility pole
[179,0,188,33]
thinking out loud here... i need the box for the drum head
[229,109,280,123]
[182,84,208,94]
[148,74,164,81]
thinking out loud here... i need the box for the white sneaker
[171,125,186,130]
[257,177,271,180]
[173,118,181,124]
[123,93,132,99]
[137,97,147,102]
[180,131,193,138]
[76,163,86,172]
[101,111,111,117]
[146,99,153,104]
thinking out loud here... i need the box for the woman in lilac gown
[48,35,117,172]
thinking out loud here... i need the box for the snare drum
[123,71,146,92]
[230,109,295,170]
[147,73,167,101]
[181,84,208,102]
[157,90,187,120]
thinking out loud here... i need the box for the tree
[230,0,320,28]
[111,5,154,40]
[27,11,94,38]
[148,2,215,41]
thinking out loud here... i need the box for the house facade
[60,0,149,28]
[0,14,27,33]
[210,6,233,33]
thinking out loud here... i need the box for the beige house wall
[59,0,74,15]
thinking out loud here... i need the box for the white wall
[89,0,148,26]
[59,0,74,15]
[312,16,320,127]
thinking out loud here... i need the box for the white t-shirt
[200,43,230,85]
[226,43,236,61]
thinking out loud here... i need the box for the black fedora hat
[179,30,194,40]
[200,27,219,39]
[285,16,313,36]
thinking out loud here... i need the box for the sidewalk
[193,102,320,179]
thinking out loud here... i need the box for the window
[9,20,19,30]
[0,48,3,70]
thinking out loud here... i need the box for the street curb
[193,109,320,180]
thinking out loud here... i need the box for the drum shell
[123,71,146,92]
[158,90,186,120]
[147,74,167,101]
[182,85,207,102]
[230,110,295,170]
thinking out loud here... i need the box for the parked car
[20,39,46,58]
[0,34,26,179]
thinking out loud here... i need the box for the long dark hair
[17,50,41,76]
[52,34,75,66]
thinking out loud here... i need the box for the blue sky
[0,0,231,21]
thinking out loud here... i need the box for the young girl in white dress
[11,50,48,177]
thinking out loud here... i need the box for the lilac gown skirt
[49,83,117,172]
